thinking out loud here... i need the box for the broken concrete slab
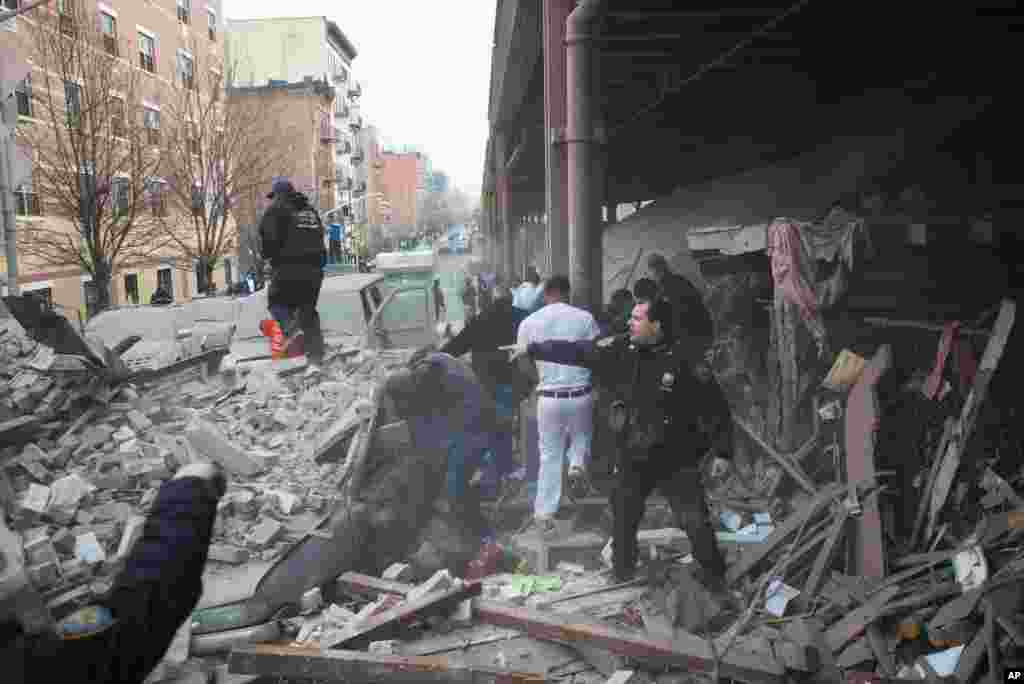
[126,409,153,432]
[246,519,284,549]
[186,420,265,477]
[208,544,251,565]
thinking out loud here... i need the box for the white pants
[534,391,594,518]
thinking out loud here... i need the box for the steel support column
[543,0,573,280]
[566,0,605,312]
[495,131,514,282]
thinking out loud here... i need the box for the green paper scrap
[509,575,563,596]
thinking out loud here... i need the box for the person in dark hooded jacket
[259,178,328,367]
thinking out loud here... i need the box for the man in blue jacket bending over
[1,462,226,683]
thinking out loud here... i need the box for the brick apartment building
[225,16,361,229]
[227,77,337,272]
[2,0,241,322]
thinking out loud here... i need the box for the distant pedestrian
[433,278,447,321]
[460,276,477,322]
[516,275,601,538]
[328,223,343,264]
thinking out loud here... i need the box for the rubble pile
[0,318,109,435]
[1,336,415,624]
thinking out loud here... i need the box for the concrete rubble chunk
[20,483,51,515]
[186,420,265,477]
[76,425,115,455]
[382,563,414,583]
[113,426,137,443]
[93,501,134,523]
[20,443,49,463]
[406,569,454,603]
[208,544,250,564]
[268,490,302,515]
[27,561,61,589]
[247,518,284,549]
[49,473,97,511]
[117,515,147,558]
[24,536,59,566]
[51,528,77,557]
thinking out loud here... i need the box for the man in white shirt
[516,275,601,537]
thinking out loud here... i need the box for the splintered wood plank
[796,510,848,610]
[924,299,1016,544]
[228,644,546,683]
[725,483,846,585]
[825,585,900,653]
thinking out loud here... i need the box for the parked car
[229,272,440,361]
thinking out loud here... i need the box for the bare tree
[15,2,169,311]
[155,40,293,293]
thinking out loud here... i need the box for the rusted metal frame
[336,574,790,683]
[324,581,483,650]
[229,643,545,683]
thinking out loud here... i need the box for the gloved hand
[499,343,529,363]
[173,462,227,500]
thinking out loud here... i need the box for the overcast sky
[222,1,496,198]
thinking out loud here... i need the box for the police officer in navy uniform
[504,296,732,592]
[1,462,226,683]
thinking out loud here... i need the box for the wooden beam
[844,345,892,578]
[726,483,846,586]
[324,581,482,650]
[336,574,793,682]
[924,299,1016,543]
[796,510,848,610]
[733,415,818,495]
[228,644,545,683]
[824,586,900,653]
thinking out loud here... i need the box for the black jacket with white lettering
[259,191,327,280]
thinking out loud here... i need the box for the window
[83,281,100,318]
[2,1,18,12]
[124,273,139,305]
[26,288,53,309]
[111,177,130,218]
[145,177,167,216]
[64,81,81,128]
[100,12,117,55]
[177,52,194,90]
[177,0,190,25]
[138,32,155,73]
[157,267,173,298]
[143,107,160,145]
[110,97,125,137]
[15,75,31,118]
[57,0,75,36]
[207,9,216,41]
[14,185,42,217]
[187,131,200,157]
[224,258,233,287]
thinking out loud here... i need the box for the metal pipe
[566,0,605,312]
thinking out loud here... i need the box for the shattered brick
[247,518,284,549]
[20,484,51,515]
[27,561,60,589]
[24,536,59,566]
[116,516,147,558]
[52,528,77,556]
[186,420,264,477]
[207,544,250,564]
[126,410,153,433]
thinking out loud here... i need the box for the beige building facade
[2,0,237,324]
